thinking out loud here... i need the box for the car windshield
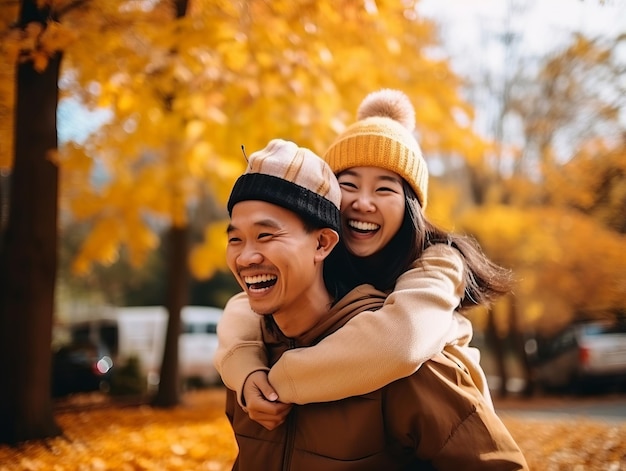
[182,323,218,334]
[582,321,626,336]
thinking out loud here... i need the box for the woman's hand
[243,370,292,430]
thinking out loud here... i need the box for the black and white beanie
[227,139,342,232]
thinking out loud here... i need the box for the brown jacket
[225,285,528,471]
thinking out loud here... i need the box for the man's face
[226,201,322,316]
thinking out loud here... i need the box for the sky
[417,0,625,73]
[415,0,625,168]
[59,0,625,144]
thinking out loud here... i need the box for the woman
[215,89,512,429]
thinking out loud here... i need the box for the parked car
[51,340,114,397]
[528,319,626,393]
[54,305,223,393]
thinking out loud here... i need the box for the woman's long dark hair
[328,182,513,311]
[300,216,361,304]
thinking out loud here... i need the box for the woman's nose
[351,193,376,212]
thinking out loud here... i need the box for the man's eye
[227,237,241,244]
[258,233,273,239]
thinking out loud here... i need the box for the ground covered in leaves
[0,388,624,470]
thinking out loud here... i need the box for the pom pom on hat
[324,89,429,209]
[228,139,342,232]
[357,89,416,132]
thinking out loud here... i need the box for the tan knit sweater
[215,243,492,408]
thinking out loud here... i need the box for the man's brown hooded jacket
[226,285,528,471]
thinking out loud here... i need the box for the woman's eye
[227,237,241,244]
[339,181,357,189]
[377,186,399,193]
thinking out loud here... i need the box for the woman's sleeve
[214,292,269,397]
[268,244,472,404]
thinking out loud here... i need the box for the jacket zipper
[282,339,297,471]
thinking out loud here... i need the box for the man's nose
[237,244,263,266]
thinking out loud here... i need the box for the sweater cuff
[219,342,269,408]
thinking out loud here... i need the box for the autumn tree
[152,0,191,408]
[0,0,64,443]
[58,0,486,404]
[451,28,626,395]
[0,0,190,443]
[492,34,626,326]
[419,0,626,397]
[543,142,626,234]
[0,0,488,439]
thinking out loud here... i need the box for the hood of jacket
[262,284,387,352]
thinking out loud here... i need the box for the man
[223,138,528,470]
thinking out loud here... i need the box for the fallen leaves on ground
[0,389,237,471]
[0,388,624,470]
[499,414,625,471]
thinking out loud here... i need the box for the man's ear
[314,228,340,262]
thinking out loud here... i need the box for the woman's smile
[338,167,406,257]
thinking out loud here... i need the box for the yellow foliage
[125,215,160,267]
[0,0,486,276]
[189,220,230,280]
[31,50,49,72]
[39,21,77,55]
[185,120,206,141]
[424,179,460,231]
[116,91,136,112]
[0,72,14,168]
[68,193,102,219]
[72,217,122,275]
[461,205,626,333]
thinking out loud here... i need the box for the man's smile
[243,274,278,293]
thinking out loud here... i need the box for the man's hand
[243,370,292,430]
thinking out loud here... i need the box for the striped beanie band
[324,89,429,209]
[227,139,342,232]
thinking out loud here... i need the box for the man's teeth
[349,220,379,231]
[244,274,277,284]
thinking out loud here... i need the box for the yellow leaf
[40,21,76,54]
[186,120,206,140]
[31,51,49,72]
[71,218,121,274]
[189,220,229,280]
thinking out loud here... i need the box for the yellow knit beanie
[324,89,429,208]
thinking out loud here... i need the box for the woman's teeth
[348,220,380,232]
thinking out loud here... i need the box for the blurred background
[0,0,625,437]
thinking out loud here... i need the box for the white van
[76,306,222,387]
[179,306,223,385]
[112,305,223,387]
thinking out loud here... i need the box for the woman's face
[337,166,406,257]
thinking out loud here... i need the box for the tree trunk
[0,1,62,444]
[151,0,190,409]
[485,307,508,398]
[151,226,189,407]
[509,298,535,397]
[0,171,9,243]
